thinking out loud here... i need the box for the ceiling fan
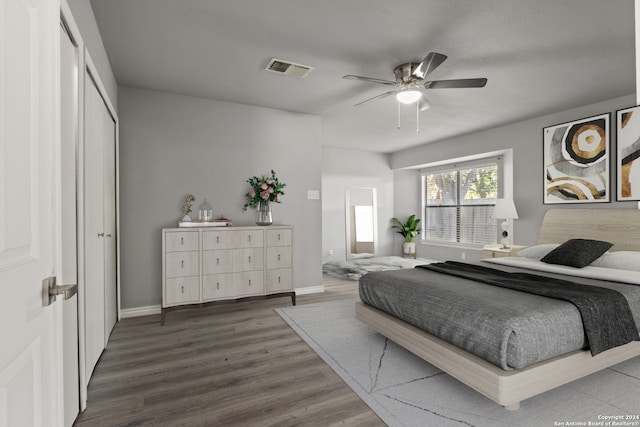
[343,52,487,111]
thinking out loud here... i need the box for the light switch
[307,190,320,200]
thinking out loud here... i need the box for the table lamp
[493,198,519,248]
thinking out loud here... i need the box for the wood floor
[74,275,385,427]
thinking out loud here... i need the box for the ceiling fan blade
[413,52,447,79]
[343,75,396,86]
[424,78,488,89]
[354,90,397,107]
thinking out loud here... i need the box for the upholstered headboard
[537,209,640,252]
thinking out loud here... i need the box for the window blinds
[423,163,498,246]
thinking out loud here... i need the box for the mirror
[345,187,378,260]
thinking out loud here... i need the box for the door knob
[42,276,78,306]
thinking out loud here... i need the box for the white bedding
[483,256,640,286]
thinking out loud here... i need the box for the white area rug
[322,256,433,281]
[276,298,640,427]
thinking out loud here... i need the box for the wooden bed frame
[355,208,640,410]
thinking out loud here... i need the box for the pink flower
[242,171,285,212]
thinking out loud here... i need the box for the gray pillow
[540,238,614,268]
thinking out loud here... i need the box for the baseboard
[295,285,324,295]
[120,305,161,319]
[120,288,323,318]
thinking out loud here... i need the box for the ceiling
[89,0,636,154]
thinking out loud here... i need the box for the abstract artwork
[543,113,610,204]
[616,106,640,201]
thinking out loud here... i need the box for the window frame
[421,155,504,248]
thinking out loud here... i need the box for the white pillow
[590,251,640,272]
[518,244,560,259]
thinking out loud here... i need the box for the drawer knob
[278,254,281,261]
[248,279,251,287]
[248,235,251,242]
[216,258,219,265]
[278,276,281,283]
[181,285,184,294]
[278,233,281,240]
[248,255,251,263]
[216,236,219,244]
[216,282,220,290]
[181,260,184,268]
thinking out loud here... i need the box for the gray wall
[118,86,323,309]
[322,147,394,262]
[391,94,637,262]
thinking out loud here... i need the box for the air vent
[265,58,313,78]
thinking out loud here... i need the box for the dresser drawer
[235,271,264,296]
[266,268,293,292]
[202,273,235,301]
[266,246,292,270]
[234,247,263,272]
[164,276,200,306]
[202,230,234,250]
[202,249,234,274]
[165,251,199,278]
[234,229,263,248]
[165,231,199,252]
[266,229,292,247]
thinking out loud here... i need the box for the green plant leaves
[391,214,421,242]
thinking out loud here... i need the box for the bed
[355,208,640,410]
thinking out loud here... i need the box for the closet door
[84,71,117,383]
[84,74,106,382]
[103,102,117,342]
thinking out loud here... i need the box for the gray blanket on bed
[418,261,640,356]
[359,263,640,370]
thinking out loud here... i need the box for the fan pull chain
[397,101,422,131]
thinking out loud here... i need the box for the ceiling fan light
[420,97,432,111]
[396,89,422,104]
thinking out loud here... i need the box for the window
[422,160,499,246]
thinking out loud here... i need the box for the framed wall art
[616,105,640,201]
[543,113,610,204]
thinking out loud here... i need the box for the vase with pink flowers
[242,170,286,226]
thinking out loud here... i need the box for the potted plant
[181,194,195,221]
[391,214,421,256]
[242,170,286,226]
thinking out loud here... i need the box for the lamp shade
[396,89,422,104]
[493,198,519,219]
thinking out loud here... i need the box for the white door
[84,71,117,382]
[60,21,80,426]
[103,102,117,344]
[84,74,106,382]
[0,0,64,426]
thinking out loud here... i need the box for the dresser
[161,225,295,324]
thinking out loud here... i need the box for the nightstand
[482,244,527,259]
